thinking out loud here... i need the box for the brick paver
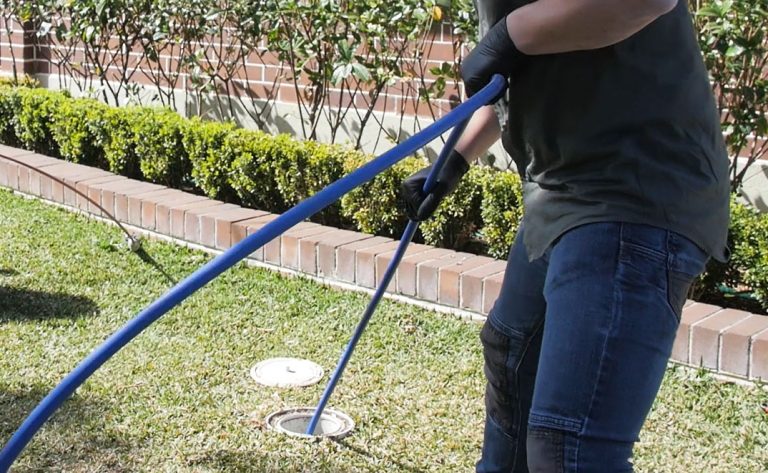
[720,315,768,377]
[671,303,724,364]
[690,309,752,369]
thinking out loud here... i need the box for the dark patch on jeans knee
[480,320,521,433]
[527,426,564,473]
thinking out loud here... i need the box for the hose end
[126,235,142,252]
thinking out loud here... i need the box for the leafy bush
[268,135,351,225]
[0,86,21,147]
[49,97,109,167]
[14,87,67,156]
[134,108,190,188]
[183,118,237,199]
[481,169,524,259]
[693,0,768,191]
[227,128,285,212]
[341,154,423,238]
[420,165,486,250]
[102,106,142,178]
[231,131,359,226]
[695,198,768,313]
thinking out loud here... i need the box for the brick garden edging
[1,144,766,382]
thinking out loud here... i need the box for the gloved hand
[461,16,526,98]
[400,149,470,222]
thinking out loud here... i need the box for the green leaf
[351,63,371,82]
[331,63,353,85]
[726,45,745,57]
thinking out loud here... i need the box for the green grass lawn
[0,188,766,472]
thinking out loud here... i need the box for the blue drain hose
[305,118,469,435]
[0,75,505,472]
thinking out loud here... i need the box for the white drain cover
[250,357,324,388]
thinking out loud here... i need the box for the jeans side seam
[579,225,623,439]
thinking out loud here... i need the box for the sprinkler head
[126,235,142,252]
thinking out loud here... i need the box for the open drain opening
[266,408,354,439]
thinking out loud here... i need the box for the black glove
[400,150,470,222]
[461,16,526,98]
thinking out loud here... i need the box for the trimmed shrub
[102,106,143,178]
[183,117,237,199]
[0,86,21,147]
[480,169,523,259]
[15,87,67,156]
[270,135,350,226]
[341,154,422,238]
[420,165,486,250]
[134,108,190,188]
[226,130,288,212]
[227,128,285,212]
[50,97,110,167]
[695,198,768,313]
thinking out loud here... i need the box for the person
[400,0,730,471]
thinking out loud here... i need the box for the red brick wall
[0,19,466,120]
[3,18,764,161]
[0,17,36,77]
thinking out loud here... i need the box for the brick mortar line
[30,72,449,117]
[747,325,768,380]
[716,316,755,373]
[687,308,724,365]
[35,77,403,109]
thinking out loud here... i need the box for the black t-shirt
[501,1,730,261]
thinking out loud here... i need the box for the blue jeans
[476,222,709,473]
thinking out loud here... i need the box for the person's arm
[462,0,679,96]
[455,105,501,162]
[507,0,679,55]
[402,0,679,221]
[400,106,501,221]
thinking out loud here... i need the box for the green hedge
[102,106,143,179]
[1,84,768,313]
[340,153,423,239]
[0,86,21,147]
[50,97,109,168]
[15,87,66,156]
[693,198,768,313]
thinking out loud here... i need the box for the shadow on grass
[0,386,133,473]
[183,449,320,472]
[333,438,425,473]
[183,439,427,472]
[134,248,177,286]
[0,268,19,276]
[0,287,99,321]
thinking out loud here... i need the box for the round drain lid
[265,407,354,439]
[250,358,324,388]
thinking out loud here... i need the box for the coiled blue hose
[0,75,505,471]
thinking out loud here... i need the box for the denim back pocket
[667,233,710,319]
